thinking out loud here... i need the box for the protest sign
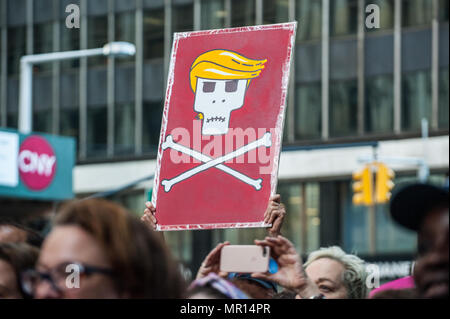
[153,23,296,230]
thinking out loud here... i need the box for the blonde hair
[304,246,368,299]
[189,49,267,93]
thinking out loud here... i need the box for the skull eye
[225,80,238,93]
[202,82,216,93]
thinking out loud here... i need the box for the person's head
[187,273,249,299]
[304,246,368,299]
[0,220,44,248]
[0,242,39,299]
[228,273,277,299]
[390,183,449,299]
[28,198,185,299]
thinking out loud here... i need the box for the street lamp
[18,42,136,134]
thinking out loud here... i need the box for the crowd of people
[0,182,448,299]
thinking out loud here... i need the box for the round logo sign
[18,135,57,191]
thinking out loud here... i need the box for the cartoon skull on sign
[190,50,267,136]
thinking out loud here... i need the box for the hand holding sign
[264,194,286,237]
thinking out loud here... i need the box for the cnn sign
[18,136,57,191]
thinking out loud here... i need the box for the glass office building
[0,0,448,278]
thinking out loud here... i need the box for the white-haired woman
[303,246,368,299]
[252,236,368,299]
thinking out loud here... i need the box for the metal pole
[18,48,103,134]
[321,0,330,140]
[18,60,33,133]
[368,146,377,255]
[368,203,376,255]
[393,0,402,134]
[17,45,135,134]
[420,118,430,182]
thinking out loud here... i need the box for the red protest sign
[152,23,297,231]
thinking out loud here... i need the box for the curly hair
[304,246,368,299]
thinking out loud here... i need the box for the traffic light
[375,163,395,204]
[352,165,373,206]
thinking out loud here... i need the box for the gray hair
[304,246,368,299]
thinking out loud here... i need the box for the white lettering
[18,150,56,176]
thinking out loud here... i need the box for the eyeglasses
[21,262,114,296]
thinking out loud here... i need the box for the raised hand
[196,242,230,280]
[264,194,286,237]
[252,236,320,298]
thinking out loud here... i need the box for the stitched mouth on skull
[206,117,226,123]
[194,78,248,135]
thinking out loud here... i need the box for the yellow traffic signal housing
[375,163,395,204]
[352,166,374,206]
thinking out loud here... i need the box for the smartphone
[220,245,270,273]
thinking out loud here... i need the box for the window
[60,108,79,150]
[263,0,289,25]
[402,70,431,131]
[439,0,449,22]
[87,105,107,157]
[60,19,80,70]
[296,0,322,41]
[33,22,54,73]
[142,101,164,154]
[402,0,432,28]
[277,182,320,254]
[7,112,18,130]
[329,39,358,137]
[165,231,193,267]
[295,1,322,141]
[201,0,226,30]
[7,26,26,75]
[143,8,165,60]
[33,75,53,134]
[365,75,394,134]
[365,34,394,134]
[330,0,358,37]
[87,15,108,67]
[172,2,193,34]
[365,0,394,32]
[60,72,80,151]
[7,0,26,26]
[295,83,322,140]
[33,0,54,24]
[231,0,255,27]
[115,103,135,155]
[33,110,53,134]
[438,68,449,129]
[329,80,358,137]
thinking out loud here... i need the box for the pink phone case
[220,245,270,273]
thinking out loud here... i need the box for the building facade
[0,0,448,278]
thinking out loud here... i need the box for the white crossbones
[162,135,263,190]
[161,132,272,192]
